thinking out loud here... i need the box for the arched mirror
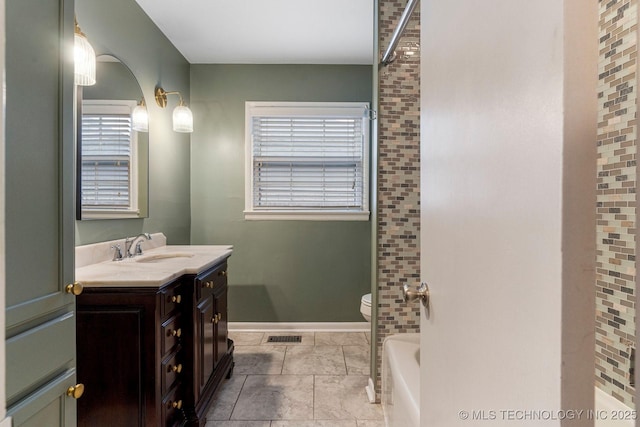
[76,54,149,220]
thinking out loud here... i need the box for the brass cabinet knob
[169,363,183,374]
[170,399,183,409]
[212,313,222,324]
[219,270,227,277]
[205,281,213,288]
[170,295,182,304]
[65,282,83,296]
[169,328,182,337]
[66,383,85,399]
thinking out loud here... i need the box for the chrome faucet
[125,233,152,258]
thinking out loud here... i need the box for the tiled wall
[374,0,421,394]
[596,0,637,406]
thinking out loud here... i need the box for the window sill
[244,210,370,221]
[81,210,141,220]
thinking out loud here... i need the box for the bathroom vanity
[75,235,233,427]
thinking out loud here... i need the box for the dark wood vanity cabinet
[186,262,234,426]
[76,259,233,427]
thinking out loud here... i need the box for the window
[81,100,139,218]
[245,102,370,221]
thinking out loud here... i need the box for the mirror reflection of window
[81,100,139,218]
[77,54,149,220]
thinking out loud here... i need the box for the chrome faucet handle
[111,244,124,261]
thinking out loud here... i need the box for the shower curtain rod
[380,0,420,66]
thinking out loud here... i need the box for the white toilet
[360,293,372,322]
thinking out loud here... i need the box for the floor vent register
[267,335,302,343]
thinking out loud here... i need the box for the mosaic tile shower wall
[596,0,637,406]
[375,0,421,395]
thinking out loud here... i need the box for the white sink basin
[135,252,195,263]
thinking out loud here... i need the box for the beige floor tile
[234,345,286,375]
[343,346,370,375]
[207,334,378,426]
[357,420,386,427]
[283,346,346,375]
[229,331,265,346]
[315,332,368,346]
[206,374,247,420]
[231,375,314,421]
[272,421,357,427]
[314,375,383,420]
[260,332,315,345]
[205,422,271,427]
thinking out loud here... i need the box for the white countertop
[76,240,232,287]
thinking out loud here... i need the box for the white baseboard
[365,377,377,403]
[228,322,370,332]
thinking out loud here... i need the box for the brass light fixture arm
[155,86,185,108]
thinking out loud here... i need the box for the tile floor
[205,331,384,427]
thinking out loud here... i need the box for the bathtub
[595,387,634,427]
[382,333,420,427]
[381,334,634,427]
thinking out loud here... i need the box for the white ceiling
[135,0,375,65]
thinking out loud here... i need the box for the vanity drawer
[162,384,185,427]
[161,348,184,396]
[161,283,184,318]
[196,262,228,301]
[161,314,183,355]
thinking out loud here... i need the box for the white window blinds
[81,103,134,210]
[245,102,370,220]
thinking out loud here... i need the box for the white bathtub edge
[595,387,634,427]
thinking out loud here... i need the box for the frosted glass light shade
[173,105,193,133]
[132,102,149,132]
[74,32,96,86]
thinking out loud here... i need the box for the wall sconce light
[155,86,193,133]
[132,99,149,132]
[74,18,96,86]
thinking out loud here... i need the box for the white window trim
[244,101,371,221]
[81,100,140,219]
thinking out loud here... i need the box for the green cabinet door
[5,0,77,424]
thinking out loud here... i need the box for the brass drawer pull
[170,295,182,304]
[168,328,182,338]
[219,270,227,277]
[169,399,183,410]
[168,363,183,374]
[204,281,214,288]
[212,313,222,324]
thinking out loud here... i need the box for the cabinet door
[5,0,76,424]
[197,296,215,395]
[8,370,78,427]
[213,287,228,367]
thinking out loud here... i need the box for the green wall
[190,64,372,322]
[70,4,374,322]
[75,0,191,245]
